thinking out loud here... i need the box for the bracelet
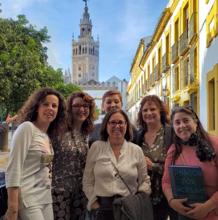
[168,197,174,204]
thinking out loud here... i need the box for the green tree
[0,14,79,116]
[55,83,82,99]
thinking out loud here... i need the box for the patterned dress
[136,126,178,220]
[52,130,88,220]
[141,127,166,205]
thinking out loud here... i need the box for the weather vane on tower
[83,0,88,6]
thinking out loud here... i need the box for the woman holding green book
[162,106,218,220]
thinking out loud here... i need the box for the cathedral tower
[72,0,99,84]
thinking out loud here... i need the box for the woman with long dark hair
[5,87,66,220]
[52,92,95,220]
[162,106,218,220]
[136,95,177,220]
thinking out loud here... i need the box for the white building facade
[199,0,218,134]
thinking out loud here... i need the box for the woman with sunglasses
[52,92,95,220]
[162,106,218,220]
[83,109,151,220]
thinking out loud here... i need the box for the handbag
[0,171,7,217]
[111,161,153,220]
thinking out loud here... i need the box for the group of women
[4,87,218,220]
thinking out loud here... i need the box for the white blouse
[6,121,53,208]
[83,139,151,210]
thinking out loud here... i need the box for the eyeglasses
[108,120,127,127]
[72,104,90,109]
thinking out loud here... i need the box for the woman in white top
[5,87,66,220]
[83,109,151,220]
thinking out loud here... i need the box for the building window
[190,92,197,113]
[208,78,215,130]
[166,34,170,65]
[206,2,218,47]
[207,64,218,134]
[183,3,189,37]
[175,19,179,42]
[174,66,179,92]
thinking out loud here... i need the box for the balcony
[149,72,155,87]
[162,53,170,72]
[189,51,195,84]
[181,59,189,88]
[188,13,197,43]
[171,41,179,63]
[179,29,188,55]
[141,80,148,94]
[154,64,159,81]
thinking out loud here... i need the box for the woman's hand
[186,202,211,219]
[169,198,192,217]
[91,201,100,210]
[5,187,19,220]
[4,208,18,220]
[145,156,153,170]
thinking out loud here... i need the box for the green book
[169,165,207,220]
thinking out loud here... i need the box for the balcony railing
[188,13,197,43]
[179,29,188,55]
[171,41,179,63]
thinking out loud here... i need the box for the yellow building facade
[127,0,218,134]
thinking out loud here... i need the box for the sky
[1,0,168,82]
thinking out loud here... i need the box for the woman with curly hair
[162,106,218,220]
[135,95,177,220]
[52,92,95,220]
[5,87,66,220]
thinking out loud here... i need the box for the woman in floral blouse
[52,92,95,220]
[135,95,177,220]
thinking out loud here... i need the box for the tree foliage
[55,83,81,99]
[0,15,80,118]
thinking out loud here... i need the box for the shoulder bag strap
[110,160,133,194]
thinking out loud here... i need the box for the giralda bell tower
[72,0,99,84]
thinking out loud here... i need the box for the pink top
[162,136,218,220]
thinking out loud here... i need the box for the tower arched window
[79,45,81,54]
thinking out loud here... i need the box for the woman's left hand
[145,156,153,170]
[186,203,209,219]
